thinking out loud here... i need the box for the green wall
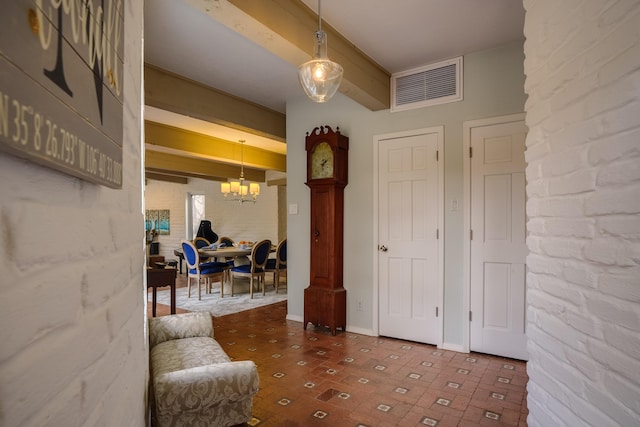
[285,41,526,347]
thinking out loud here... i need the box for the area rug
[148,280,287,317]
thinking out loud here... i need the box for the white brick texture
[0,3,146,426]
[523,0,640,425]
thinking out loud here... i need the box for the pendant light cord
[240,140,245,179]
[317,0,322,32]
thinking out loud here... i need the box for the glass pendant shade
[298,29,343,102]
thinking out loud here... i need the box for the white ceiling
[144,0,525,151]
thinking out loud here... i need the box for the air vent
[391,57,463,112]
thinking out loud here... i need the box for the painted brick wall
[0,3,146,426]
[523,0,640,425]
[145,177,280,262]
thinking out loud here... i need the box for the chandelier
[297,0,343,102]
[220,140,260,203]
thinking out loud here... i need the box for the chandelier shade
[297,0,343,102]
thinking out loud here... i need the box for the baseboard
[284,315,375,337]
[346,325,375,336]
[286,314,304,323]
[441,342,467,353]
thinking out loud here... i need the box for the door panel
[470,120,528,360]
[378,131,440,344]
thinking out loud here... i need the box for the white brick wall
[0,3,146,426]
[523,0,640,425]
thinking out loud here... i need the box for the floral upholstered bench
[149,312,259,427]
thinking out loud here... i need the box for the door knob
[378,245,388,252]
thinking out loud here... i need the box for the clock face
[311,141,334,179]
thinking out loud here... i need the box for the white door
[377,130,442,345]
[470,120,528,360]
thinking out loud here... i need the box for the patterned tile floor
[149,278,529,426]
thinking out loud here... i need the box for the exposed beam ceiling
[145,172,189,185]
[145,121,286,172]
[144,0,525,183]
[145,151,265,182]
[217,0,391,110]
[145,65,286,142]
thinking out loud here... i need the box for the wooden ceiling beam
[146,168,222,182]
[187,0,391,111]
[145,151,265,182]
[145,121,286,172]
[145,64,286,141]
[145,172,189,184]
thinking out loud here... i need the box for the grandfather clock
[304,125,348,335]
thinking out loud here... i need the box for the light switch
[288,203,298,215]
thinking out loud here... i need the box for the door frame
[462,113,526,353]
[372,126,445,347]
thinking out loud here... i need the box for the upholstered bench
[149,312,259,427]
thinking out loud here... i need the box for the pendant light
[220,140,260,204]
[297,0,343,102]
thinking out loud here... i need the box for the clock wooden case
[304,125,348,335]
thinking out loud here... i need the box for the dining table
[198,246,253,259]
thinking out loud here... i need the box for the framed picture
[157,209,170,235]
[145,209,170,235]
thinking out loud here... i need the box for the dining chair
[193,237,211,262]
[181,240,227,300]
[217,236,236,263]
[230,239,271,299]
[219,236,235,247]
[193,237,211,249]
[265,238,287,293]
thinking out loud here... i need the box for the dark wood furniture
[147,267,177,317]
[304,126,348,335]
[174,249,185,274]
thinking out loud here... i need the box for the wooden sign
[0,0,124,188]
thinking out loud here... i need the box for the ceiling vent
[391,56,463,112]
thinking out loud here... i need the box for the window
[186,193,205,240]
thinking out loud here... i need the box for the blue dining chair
[217,236,237,269]
[219,236,235,247]
[230,239,271,299]
[265,239,287,293]
[193,237,212,262]
[181,240,227,300]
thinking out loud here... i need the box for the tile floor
[148,276,529,426]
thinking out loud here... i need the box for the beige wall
[286,41,527,346]
[0,3,146,426]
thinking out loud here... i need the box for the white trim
[462,113,526,354]
[285,316,375,337]
[346,326,376,336]
[441,342,467,353]
[372,126,445,347]
[286,314,303,323]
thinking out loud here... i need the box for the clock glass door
[311,142,334,179]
